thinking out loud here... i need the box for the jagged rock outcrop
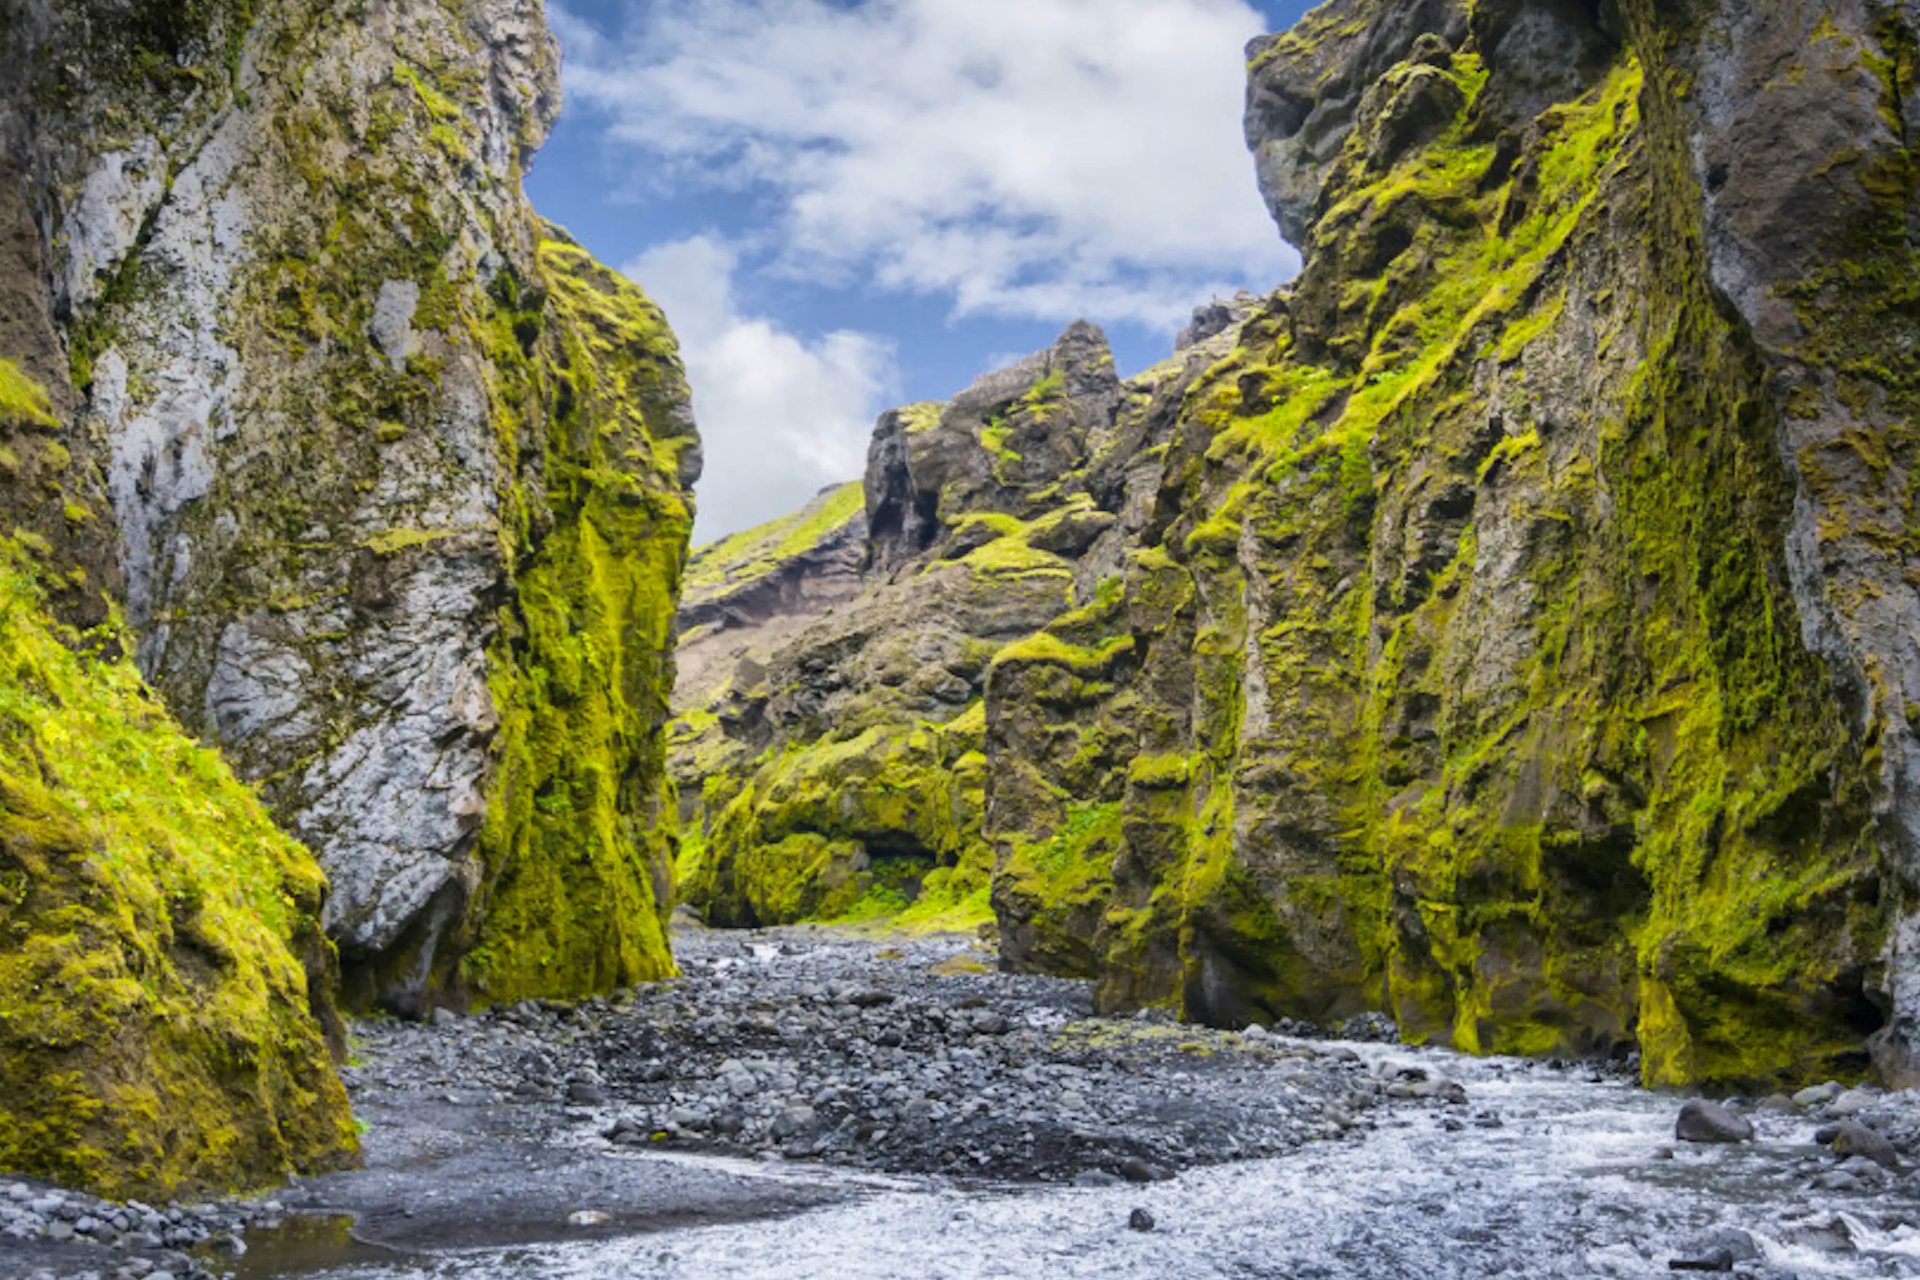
[676,0,1920,1088]
[992,0,1920,1088]
[674,324,1144,930]
[1,0,698,1018]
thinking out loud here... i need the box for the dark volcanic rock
[1675,1100,1755,1145]
[1821,1120,1901,1170]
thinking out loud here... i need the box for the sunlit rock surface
[1,0,699,1020]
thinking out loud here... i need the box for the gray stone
[1827,1088,1876,1118]
[1674,1099,1754,1144]
[1823,1120,1900,1170]
[1794,1081,1843,1109]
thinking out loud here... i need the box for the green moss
[458,232,693,1004]
[0,360,57,428]
[686,481,864,595]
[991,630,1131,676]
[899,402,945,435]
[358,527,456,556]
[0,536,357,1197]
[685,697,992,932]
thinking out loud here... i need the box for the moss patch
[459,232,695,1005]
[0,535,357,1197]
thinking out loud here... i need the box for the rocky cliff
[674,322,1165,931]
[0,0,697,1193]
[1,0,698,1020]
[674,0,1920,1089]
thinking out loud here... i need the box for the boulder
[1675,1100,1754,1145]
[1819,1121,1900,1170]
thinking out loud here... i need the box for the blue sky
[526,0,1318,542]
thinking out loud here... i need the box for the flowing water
[258,1040,1920,1280]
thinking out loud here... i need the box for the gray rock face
[1244,0,1470,250]
[1470,0,1621,128]
[1176,296,1256,351]
[866,320,1122,575]
[1675,1100,1754,1145]
[1,0,696,1012]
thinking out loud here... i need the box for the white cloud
[624,236,896,544]
[558,0,1297,332]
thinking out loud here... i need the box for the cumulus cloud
[557,0,1296,332]
[624,236,896,545]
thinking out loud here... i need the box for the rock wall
[1,0,698,1016]
[675,0,1920,1089]
[675,324,1154,931]
[992,0,1917,1088]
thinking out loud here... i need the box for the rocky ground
[535,926,1416,1183]
[0,924,1443,1277]
[16,925,1920,1279]
[326,925,1432,1194]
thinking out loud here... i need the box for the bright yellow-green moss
[686,480,865,595]
[458,232,693,1004]
[899,402,944,435]
[686,712,992,931]
[0,360,56,428]
[0,535,357,1197]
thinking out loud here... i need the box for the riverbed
[15,927,1920,1280]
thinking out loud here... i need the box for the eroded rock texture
[677,0,1920,1088]
[996,0,1915,1088]
[674,322,1178,930]
[1,0,698,1018]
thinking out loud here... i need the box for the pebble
[1128,1208,1156,1232]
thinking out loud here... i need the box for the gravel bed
[353,927,1457,1186]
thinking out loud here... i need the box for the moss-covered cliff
[673,322,1151,933]
[671,0,1920,1088]
[0,454,357,1194]
[1,0,698,1016]
[994,0,1913,1089]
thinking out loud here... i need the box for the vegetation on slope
[0,525,356,1196]
[685,481,866,600]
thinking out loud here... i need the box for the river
[255,1022,1920,1280]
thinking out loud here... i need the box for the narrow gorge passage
[31,928,1912,1280]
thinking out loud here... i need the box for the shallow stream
[256,1038,1920,1280]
